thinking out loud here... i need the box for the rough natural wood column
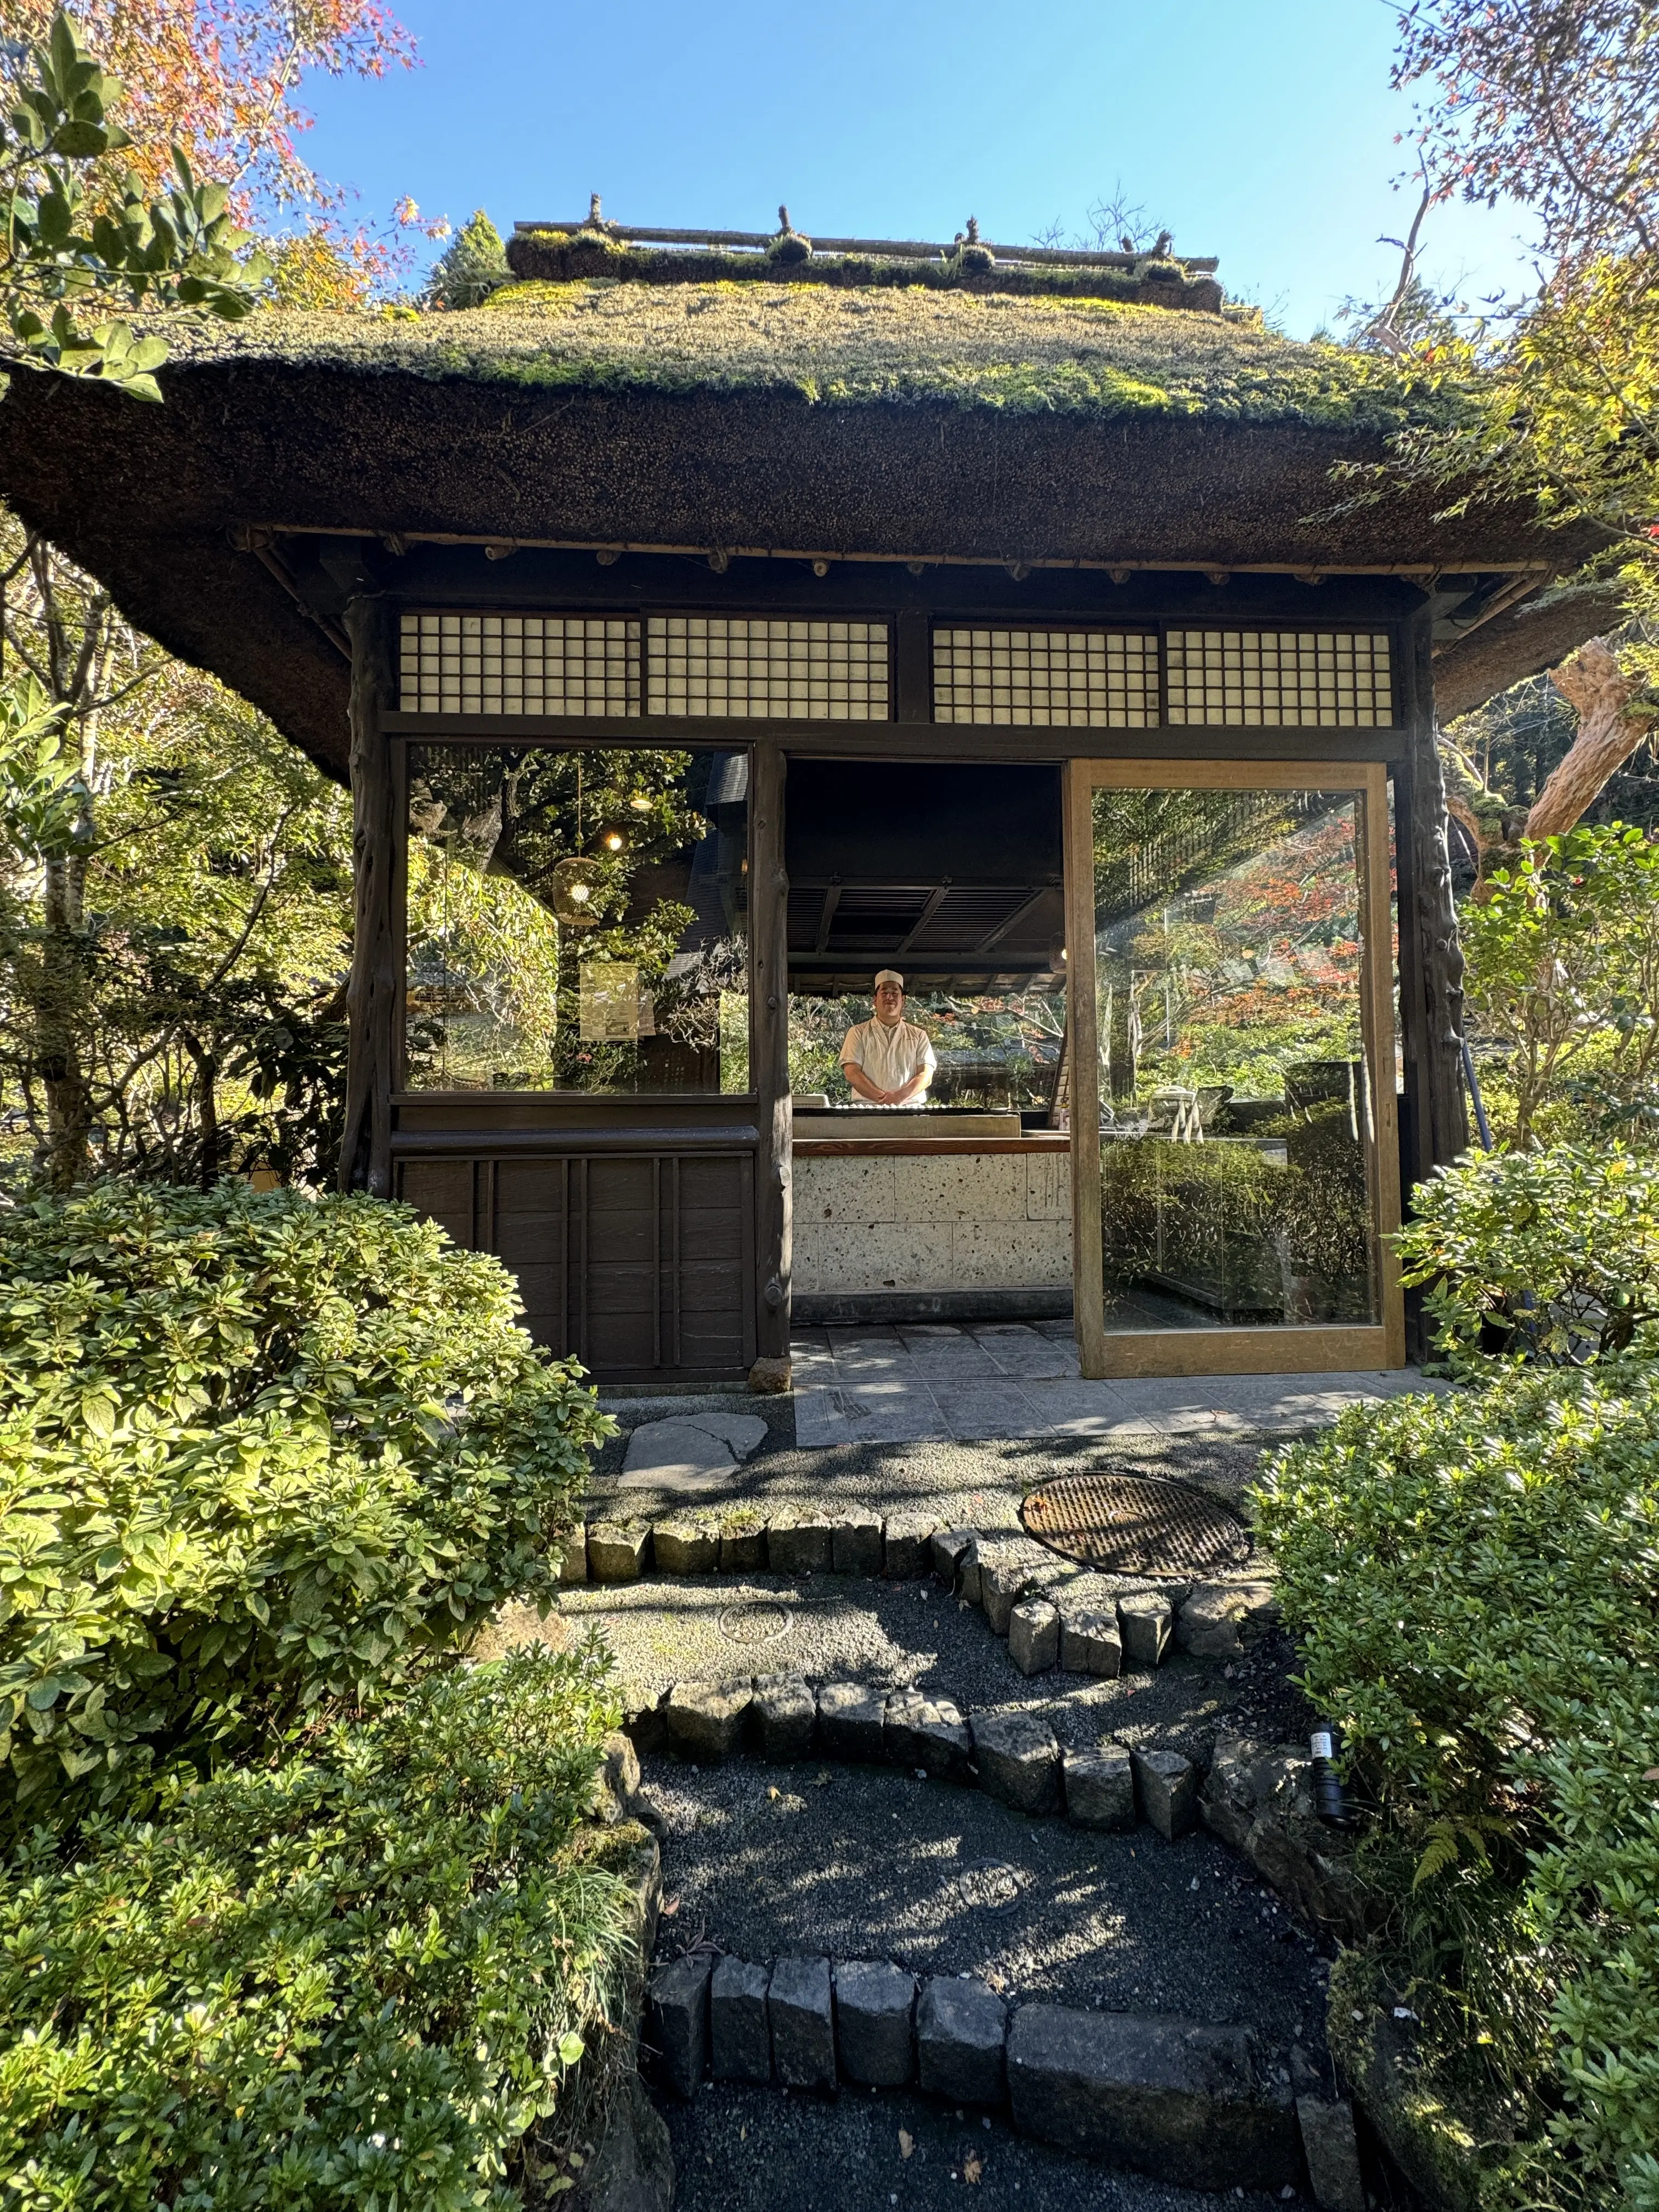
[337,595,398,1197]
[1405,608,1469,1176]
[749,742,792,1386]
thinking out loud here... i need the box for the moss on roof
[168,277,1458,436]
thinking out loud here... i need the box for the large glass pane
[1092,785,1379,1330]
[404,744,749,1092]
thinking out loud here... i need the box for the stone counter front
[792,1142,1071,1294]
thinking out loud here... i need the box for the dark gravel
[653,2080,1312,2212]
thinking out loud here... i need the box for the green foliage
[427,209,509,311]
[0,12,270,402]
[0,1180,612,1833]
[0,1645,636,2211]
[1396,1144,1659,1369]
[1255,1366,1659,2208]
[1462,826,1659,1148]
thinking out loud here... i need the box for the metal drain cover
[1020,1473,1251,1577]
[718,1601,792,1647]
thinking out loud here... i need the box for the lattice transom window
[932,628,1158,726]
[1164,630,1393,727]
[646,616,889,719]
[398,613,641,716]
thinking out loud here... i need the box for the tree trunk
[748,742,792,1388]
[37,847,93,1189]
[337,596,397,1196]
[1410,614,1469,1168]
[1531,637,1651,840]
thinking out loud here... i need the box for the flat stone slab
[1006,2004,1299,2192]
[664,1680,752,1762]
[769,1956,836,2092]
[647,1951,713,2100]
[971,1708,1063,1815]
[753,1674,816,1762]
[917,1976,1008,2106]
[817,1681,887,1763]
[710,1956,772,2084]
[618,1421,737,1496]
[884,1689,972,1780]
[834,1959,916,2085]
[1063,1743,1135,1831]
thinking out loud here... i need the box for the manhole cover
[1020,1473,1251,1577]
[940,1859,1031,1912]
[718,1601,792,1647]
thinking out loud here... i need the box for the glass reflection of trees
[405,744,749,1092]
[788,987,1068,1108]
[1093,789,1376,1329]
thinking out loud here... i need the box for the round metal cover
[718,1601,792,1647]
[1020,1474,1251,1577]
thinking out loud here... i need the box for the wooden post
[1064,759,1107,1379]
[337,595,398,1197]
[749,741,792,1390]
[1402,608,1469,1177]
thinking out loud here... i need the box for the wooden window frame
[1064,756,1405,1380]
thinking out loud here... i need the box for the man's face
[873,980,904,1023]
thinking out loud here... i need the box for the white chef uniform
[839,1015,936,1100]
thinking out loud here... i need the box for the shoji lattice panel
[932,629,1158,726]
[646,616,889,719]
[1165,631,1393,727]
[399,613,641,716]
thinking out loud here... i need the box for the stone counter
[792,1139,1071,1295]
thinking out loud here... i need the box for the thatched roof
[0,279,1598,778]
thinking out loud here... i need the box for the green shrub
[0,1181,611,1832]
[1255,1367,1659,2209]
[1395,1144,1659,1369]
[0,1645,637,2212]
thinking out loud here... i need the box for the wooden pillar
[337,595,398,1197]
[749,741,792,1389]
[1064,759,1107,1379]
[1399,606,1469,1183]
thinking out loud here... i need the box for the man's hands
[841,1063,926,1107]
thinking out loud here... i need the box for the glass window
[404,743,749,1093]
[788,984,1067,1111]
[1092,785,1380,1329]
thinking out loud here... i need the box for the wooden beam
[749,742,792,1387]
[1402,605,1469,1177]
[338,596,398,1196]
[896,882,951,954]
[814,882,842,952]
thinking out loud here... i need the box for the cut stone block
[1063,1742,1135,1830]
[664,1680,753,1762]
[831,1510,884,1577]
[1297,2095,1365,2212]
[620,1683,667,1757]
[587,1523,648,1583]
[647,1951,713,2100]
[1008,1597,1060,1675]
[917,1976,1008,2106]
[753,1674,816,1761]
[651,1520,719,1576]
[718,1518,768,1573]
[1118,1590,1173,1669]
[1006,2005,1298,2191]
[981,1556,1037,1635]
[883,1512,938,1578]
[834,1959,917,2086]
[769,1956,836,2092]
[1132,1747,1199,1841]
[1176,1581,1279,1661]
[957,1537,984,1607]
[767,1513,834,1576]
[710,1956,772,2084]
[551,1531,588,1585]
[930,1526,975,1589]
[817,1681,887,1763]
[595,1728,641,1818]
[970,1708,1063,1815]
[1060,1608,1123,1677]
[884,1688,972,1780]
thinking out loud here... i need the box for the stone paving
[788,1321,1444,1446]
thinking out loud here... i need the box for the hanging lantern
[551,855,606,926]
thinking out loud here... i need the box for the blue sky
[300,0,1534,339]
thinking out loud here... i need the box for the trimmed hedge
[0,1182,612,1833]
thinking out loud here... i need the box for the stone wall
[792,1148,1071,1293]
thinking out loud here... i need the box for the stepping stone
[1060,1608,1122,1677]
[618,1420,737,1496]
[1063,1742,1135,1831]
[1009,1598,1060,1675]
[718,1517,768,1573]
[1176,1581,1279,1660]
[652,1519,719,1576]
[769,1957,836,2091]
[678,1408,768,1460]
[917,1976,1007,2106]
[753,1674,816,1761]
[834,1959,916,2086]
[647,1951,713,2100]
[710,1957,772,2084]
[883,1512,937,1577]
[1132,1747,1199,1841]
[831,1510,884,1576]
[664,1680,752,1762]
[884,1689,972,1780]
[767,1512,834,1575]
[1118,1590,1173,1668]
[970,1709,1063,1815]
[817,1682,887,1763]
[587,1523,648,1583]
[1005,2005,1299,2192]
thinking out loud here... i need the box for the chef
[839,970,937,1106]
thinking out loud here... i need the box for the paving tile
[1018,1379,1164,1437]
[939,1384,1053,1440]
[969,1324,1078,1379]
[837,1385,950,1444]
[895,1336,1001,1379]
[791,1388,853,1447]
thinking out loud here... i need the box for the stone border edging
[644,1946,1364,2208]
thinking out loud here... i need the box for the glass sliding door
[1065,760,1403,1377]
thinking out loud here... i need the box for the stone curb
[565,1511,1277,1673]
[643,1946,1356,2203]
